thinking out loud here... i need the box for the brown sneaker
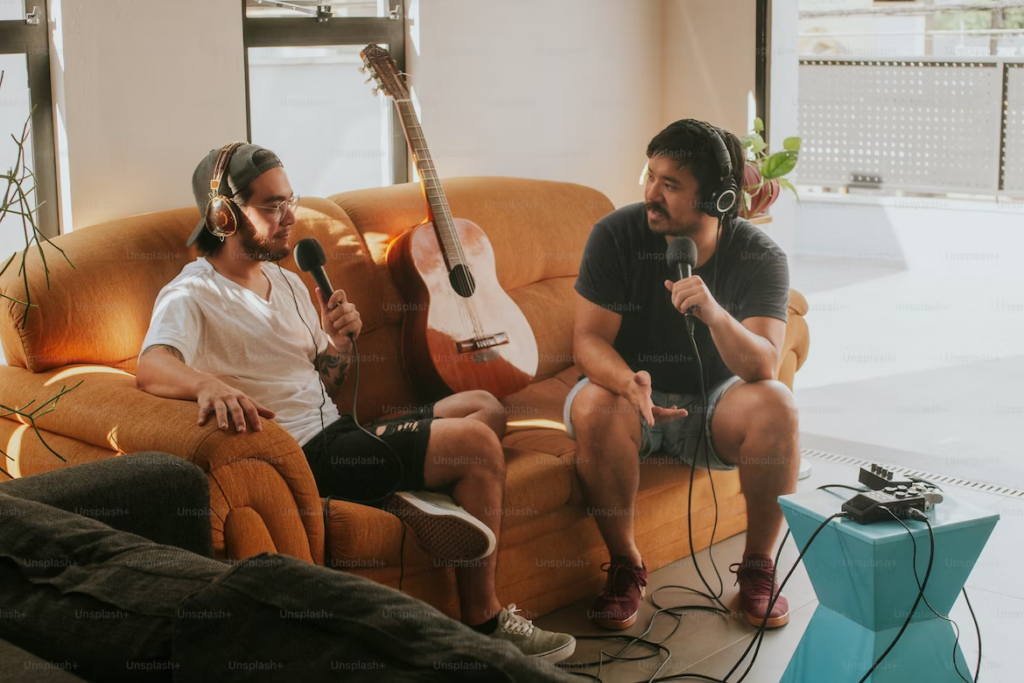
[590,556,648,630]
[730,554,790,628]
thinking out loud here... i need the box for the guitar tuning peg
[358,65,366,74]
[364,75,374,84]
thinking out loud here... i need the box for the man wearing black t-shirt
[564,120,799,631]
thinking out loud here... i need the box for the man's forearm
[316,340,353,401]
[707,314,777,382]
[575,334,635,397]
[136,346,213,400]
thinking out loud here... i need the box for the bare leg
[431,390,507,440]
[570,383,644,567]
[419,418,506,625]
[710,380,800,559]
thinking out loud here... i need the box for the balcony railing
[797,57,1024,196]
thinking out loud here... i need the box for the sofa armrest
[776,288,810,391]
[0,364,324,564]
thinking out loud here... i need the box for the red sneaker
[590,556,648,630]
[730,554,790,628]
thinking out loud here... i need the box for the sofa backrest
[0,177,614,421]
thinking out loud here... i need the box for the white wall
[661,0,757,142]
[407,0,664,210]
[59,0,247,229]
[47,0,759,226]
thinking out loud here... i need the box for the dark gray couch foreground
[0,453,575,682]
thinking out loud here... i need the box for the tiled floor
[788,200,1024,491]
[536,454,1022,683]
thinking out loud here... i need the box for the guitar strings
[398,89,486,343]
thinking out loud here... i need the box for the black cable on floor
[963,588,981,682]
[562,515,847,683]
[884,508,972,683]
[857,509,935,683]
[817,483,868,495]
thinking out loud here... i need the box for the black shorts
[302,403,437,504]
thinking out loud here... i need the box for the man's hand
[317,287,362,354]
[664,276,726,328]
[624,370,688,427]
[196,377,276,434]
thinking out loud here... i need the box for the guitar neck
[394,98,463,267]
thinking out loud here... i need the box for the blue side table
[778,490,998,683]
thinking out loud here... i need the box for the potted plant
[739,117,801,220]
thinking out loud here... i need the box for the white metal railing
[797,57,1024,196]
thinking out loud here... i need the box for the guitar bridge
[456,332,510,354]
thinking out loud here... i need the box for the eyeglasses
[241,194,300,222]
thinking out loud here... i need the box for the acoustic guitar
[360,44,539,399]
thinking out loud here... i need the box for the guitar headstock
[360,43,408,99]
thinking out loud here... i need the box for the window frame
[241,0,409,186]
[0,0,58,238]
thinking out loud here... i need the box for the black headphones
[687,120,739,219]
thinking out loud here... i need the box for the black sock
[469,616,499,635]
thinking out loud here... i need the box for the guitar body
[386,218,539,399]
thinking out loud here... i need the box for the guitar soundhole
[449,264,476,298]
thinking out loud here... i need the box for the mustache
[644,202,666,216]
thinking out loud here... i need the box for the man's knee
[570,383,640,449]
[445,418,506,479]
[453,389,507,437]
[728,380,799,463]
[750,380,798,434]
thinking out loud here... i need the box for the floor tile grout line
[959,583,1024,603]
[677,600,820,676]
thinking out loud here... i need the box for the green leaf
[753,117,764,133]
[779,177,800,201]
[783,137,802,152]
[762,151,799,180]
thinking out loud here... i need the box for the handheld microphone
[666,236,698,338]
[293,237,334,305]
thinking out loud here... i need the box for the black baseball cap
[186,143,284,247]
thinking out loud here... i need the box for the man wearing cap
[135,143,575,663]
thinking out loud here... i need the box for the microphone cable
[562,514,847,682]
[279,265,409,589]
[563,229,826,682]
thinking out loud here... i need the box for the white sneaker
[384,491,496,561]
[489,604,576,664]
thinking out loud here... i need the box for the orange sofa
[0,177,809,620]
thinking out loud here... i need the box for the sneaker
[489,604,576,664]
[590,556,648,630]
[383,491,496,562]
[730,554,790,628]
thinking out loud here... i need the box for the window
[0,1,57,241]
[242,0,408,193]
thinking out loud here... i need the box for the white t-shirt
[140,257,342,446]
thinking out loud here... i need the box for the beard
[644,201,702,236]
[239,220,289,262]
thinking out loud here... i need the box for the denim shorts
[563,375,741,471]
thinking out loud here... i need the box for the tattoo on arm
[316,350,350,387]
[142,344,185,363]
